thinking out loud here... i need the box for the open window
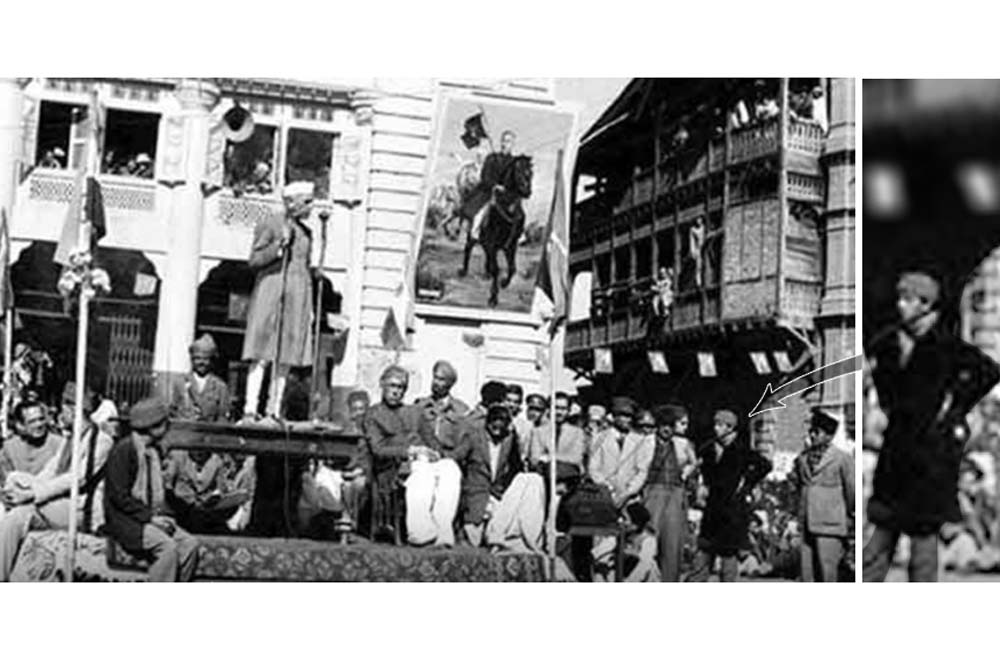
[34,101,83,170]
[285,128,334,199]
[224,125,277,196]
[101,108,160,179]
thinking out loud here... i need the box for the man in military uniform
[864,270,1000,582]
[460,130,518,251]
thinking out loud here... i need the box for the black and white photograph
[0,76,855,583]
[863,79,1000,582]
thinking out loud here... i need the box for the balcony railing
[27,169,158,213]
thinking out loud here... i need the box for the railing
[27,169,158,212]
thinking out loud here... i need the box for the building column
[152,79,219,397]
[817,78,856,421]
[0,79,23,224]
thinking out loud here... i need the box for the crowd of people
[0,329,853,582]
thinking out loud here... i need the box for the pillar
[817,78,856,422]
[152,79,219,396]
[0,79,23,226]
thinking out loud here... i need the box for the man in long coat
[460,130,517,244]
[688,409,771,582]
[242,181,316,419]
[864,270,1000,582]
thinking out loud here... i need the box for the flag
[595,348,613,374]
[773,351,794,373]
[648,350,669,374]
[54,91,106,267]
[697,352,717,377]
[461,113,489,149]
[532,150,570,337]
[0,207,12,313]
[381,276,413,351]
[750,351,772,375]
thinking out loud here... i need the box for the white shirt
[488,438,503,481]
[192,373,208,393]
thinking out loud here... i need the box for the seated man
[164,448,248,534]
[0,390,112,581]
[414,360,470,449]
[366,365,460,547]
[104,398,199,582]
[461,403,545,553]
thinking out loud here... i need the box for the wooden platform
[163,420,362,464]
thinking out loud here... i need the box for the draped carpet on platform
[10,532,548,582]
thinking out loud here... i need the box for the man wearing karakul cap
[242,181,317,420]
[688,408,771,582]
[789,408,854,582]
[103,397,199,582]
[588,397,655,508]
[865,268,1000,582]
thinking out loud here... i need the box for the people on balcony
[38,147,65,169]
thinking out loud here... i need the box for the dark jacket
[103,437,156,553]
[697,434,771,554]
[364,402,442,483]
[868,327,1000,534]
[460,427,523,526]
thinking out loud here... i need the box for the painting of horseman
[415,95,577,313]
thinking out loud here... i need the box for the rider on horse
[461,130,518,242]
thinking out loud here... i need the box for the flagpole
[548,340,558,579]
[67,89,100,582]
[1,305,11,439]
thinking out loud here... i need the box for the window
[34,101,83,170]
[224,125,277,195]
[101,108,160,179]
[614,246,630,283]
[285,128,334,199]
[635,238,652,280]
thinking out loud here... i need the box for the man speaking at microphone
[864,269,1000,582]
[242,181,317,420]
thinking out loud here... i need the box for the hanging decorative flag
[697,351,717,377]
[133,272,158,297]
[773,350,793,373]
[595,347,613,374]
[461,113,489,149]
[648,350,669,374]
[750,351,772,375]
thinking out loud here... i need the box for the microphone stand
[310,210,330,417]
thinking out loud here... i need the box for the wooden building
[566,78,855,451]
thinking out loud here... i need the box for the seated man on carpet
[461,403,545,553]
[104,398,199,582]
[0,387,113,581]
[366,365,460,547]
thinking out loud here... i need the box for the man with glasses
[790,408,854,582]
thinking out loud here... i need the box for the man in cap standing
[170,333,231,423]
[790,408,854,582]
[865,269,1000,582]
[526,391,585,475]
[104,398,199,582]
[242,181,317,420]
[688,408,771,582]
[588,397,655,509]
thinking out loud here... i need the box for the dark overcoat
[868,327,1000,534]
[241,214,313,366]
[697,434,772,555]
[103,437,158,553]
